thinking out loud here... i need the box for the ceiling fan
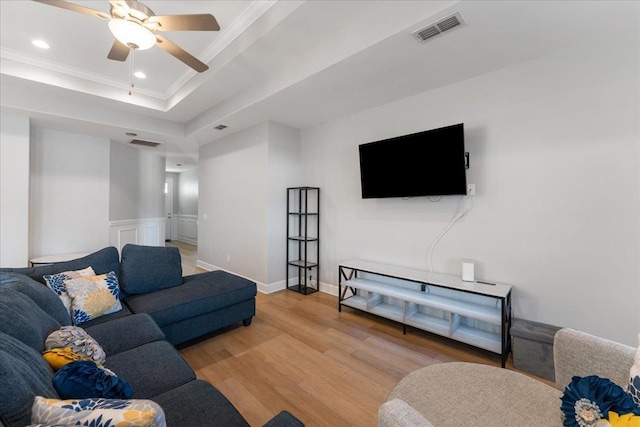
[33,0,220,73]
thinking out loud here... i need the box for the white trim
[0,47,165,100]
[166,1,278,98]
[109,218,165,253]
[319,281,338,296]
[196,261,273,293]
[195,261,338,296]
[174,214,198,245]
[109,218,166,227]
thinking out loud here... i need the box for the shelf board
[288,260,318,268]
[288,236,318,241]
[343,278,501,325]
[368,302,404,322]
[288,212,318,216]
[340,260,511,298]
[288,284,318,295]
[404,312,450,336]
[341,295,367,311]
[451,325,501,354]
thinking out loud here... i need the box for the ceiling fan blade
[32,0,109,20]
[147,14,220,31]
[107,39,130,61]
[155,35,209,72]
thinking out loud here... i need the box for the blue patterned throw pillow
[561,375,640,427]
[629,334,640,408]
[53,360,132,399]
[30,396,166,427]
[43,267,96,318]
[64,271,122,325]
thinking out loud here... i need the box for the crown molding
[0,47,166,101]
[164,0,278,99]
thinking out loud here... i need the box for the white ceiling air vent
[129,139,162,148]
[412,11,466,43]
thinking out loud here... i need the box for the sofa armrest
[83,313,165,356]
[554,328,635,390]
[378,399,435,427]
[262,411,305,427]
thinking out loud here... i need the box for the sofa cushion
[0,247,120,285]
[79,304,132,328]
[152,379,249,426]
[0,272,71,326]
[120,244,183,294]
[124,270,256,327]
[0,332,59,427]
[83,313,165,357]
[0,287,61,352]
[105,341,195,398]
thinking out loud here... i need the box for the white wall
[30,128,110,257]
[108,141,165,251]
[267,122,302,283]
[198,122,302,288]
[300,34,640,345]
[0,113,30,267]
[199,123,270,283]
[109,141,165,221]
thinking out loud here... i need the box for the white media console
[338,260,512,367]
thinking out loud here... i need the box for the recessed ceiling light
[125,132,138,137]
[134,71,146,79]
[214,125,228,130]
[32,39,50,49]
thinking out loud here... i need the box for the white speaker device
[462,261,475,282]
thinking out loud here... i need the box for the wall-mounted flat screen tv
[359,123,467,198]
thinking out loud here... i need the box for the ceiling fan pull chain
[129,47,135,96]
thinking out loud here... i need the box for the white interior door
[165,177,174,241]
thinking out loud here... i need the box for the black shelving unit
[286,187,320,295]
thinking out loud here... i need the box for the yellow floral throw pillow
[42,347,93,371]
[30,396,166,427]
[64,271,122,325]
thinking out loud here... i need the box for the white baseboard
[195,261,338,297]
[319,281,338,296]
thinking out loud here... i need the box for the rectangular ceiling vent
[412,11,466,43]
[129,139,162,148]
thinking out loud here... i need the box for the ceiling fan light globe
[108,19,156,50]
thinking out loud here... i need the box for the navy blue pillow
[120,244,183,294]
[53,360,132,399]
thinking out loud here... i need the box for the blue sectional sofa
[0,245,303,427]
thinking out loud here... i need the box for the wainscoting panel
[175,214,198,245]
[109,218,165,253]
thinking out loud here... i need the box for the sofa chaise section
[124,269,257,345]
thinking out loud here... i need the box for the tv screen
[359,123,467,199]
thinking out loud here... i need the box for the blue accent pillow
[52,360,132,399]
[560,375,640,427]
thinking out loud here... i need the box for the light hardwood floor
[166,240,205,276]
[171,242,549,426]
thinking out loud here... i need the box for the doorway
[165,177,174,241]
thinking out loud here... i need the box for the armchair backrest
[553,328,634,390]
